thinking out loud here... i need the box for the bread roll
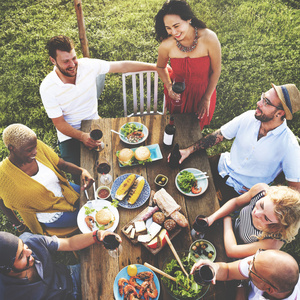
[164,219,177,232]
[152,212,165,225]
[170,211,188,227]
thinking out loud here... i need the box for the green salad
[162,254,204,299]
[120,123,143,137]
[177,171,196,193]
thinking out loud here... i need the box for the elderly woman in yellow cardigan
[0,124,94,234]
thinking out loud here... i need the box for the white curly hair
[3,124,36,149]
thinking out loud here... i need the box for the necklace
[176,27,198,52]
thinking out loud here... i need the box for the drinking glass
[103,235,122,258]
[171,75,185,107]
[90,126,104,152]
[191,214,208,240]
[97,157,112,185]
[193,264,215,286]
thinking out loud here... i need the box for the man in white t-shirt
[191,249,300,300]
[178,83,300,200]
[40,35,156,182]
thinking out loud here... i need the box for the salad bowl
[161,250,210,299]
[119,122,148,145]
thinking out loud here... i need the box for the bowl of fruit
[189,240,216,262]
[161,251,210,300]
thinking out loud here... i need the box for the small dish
[189,239,216,262]
[154,174,168,187]
[96,186,111,200]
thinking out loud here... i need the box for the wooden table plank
[80,114,231,300]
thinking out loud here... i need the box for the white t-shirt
[40,58,110,142]
[33,160,63,223]
[239,255,300,300]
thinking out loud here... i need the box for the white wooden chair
[122,70,165,117]
[96,73,106,99]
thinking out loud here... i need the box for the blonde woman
[205,183,300,258]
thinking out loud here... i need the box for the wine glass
[171,75,185,107]
[191,214,208,241]
[193,264,215,286]
[97,157,112,185]
[103,234,122,258]
[90,126,104,152]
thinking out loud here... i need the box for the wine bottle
[169,143,181,168]
[163,116,176,148]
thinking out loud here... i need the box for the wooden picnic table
[79,113,232,300]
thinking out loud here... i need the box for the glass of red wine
[171,75,185,107]
[193,264,215,286]
[90,127,104,152]
[191,214,208,241]
[103,234,122,258]
[97,157,112,185]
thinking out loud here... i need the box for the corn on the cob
[128,177,145,204]
[115,174,136,200]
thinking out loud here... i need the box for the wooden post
[74,0,89,58]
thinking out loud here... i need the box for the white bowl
[96,186,111,200]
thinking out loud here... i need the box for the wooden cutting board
[121,206,182,255]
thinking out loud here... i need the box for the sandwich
[134,146,152,165]
[95,208,115,230]
[117,148,134,166]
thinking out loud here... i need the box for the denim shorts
[67,264,82,300]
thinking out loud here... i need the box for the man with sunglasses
[0,230,121,300]
[177,83,300,201]
[191,249,300,300]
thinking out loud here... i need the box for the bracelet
[13,223,23,229]
[93,230,101,244]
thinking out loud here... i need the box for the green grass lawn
[0,0,299,263]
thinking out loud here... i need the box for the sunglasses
[261,93,283,110]
[248,249,279,291]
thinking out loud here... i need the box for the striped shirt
[40,58,110,142]
[234,190,266,244]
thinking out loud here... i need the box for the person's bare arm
[108,61,156,73]
[51,116,100,149]
[57,230,122,251]
[197,30,222,119]
[57,158,94,189]
[207,183,267,226]
[223,216,284,258]
[178,129,224,164]
[190,259,247,284]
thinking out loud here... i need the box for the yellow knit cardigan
[0,140,79,234]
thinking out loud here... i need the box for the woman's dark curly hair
[155,0,206,42]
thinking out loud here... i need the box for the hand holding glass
[191,215,208,241]
[97,157,112,185]
[103,234,122,258]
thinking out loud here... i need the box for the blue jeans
[67,264,81,300]
[43,182,80,228]
[59,138,81,184]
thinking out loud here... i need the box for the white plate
[119,122,148,145]
[175,168,208,197]
[77,200,119,233]
[113,264,160,300]
[111,174,150,209]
